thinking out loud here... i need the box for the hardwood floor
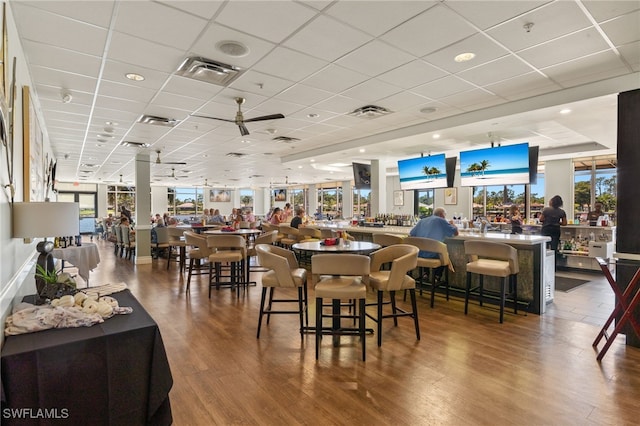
[85,238,640,425]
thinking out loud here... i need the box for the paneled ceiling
[10,0,640,188]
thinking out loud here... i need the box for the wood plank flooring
[85,238,640,425]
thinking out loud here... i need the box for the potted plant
[34,264,77,303]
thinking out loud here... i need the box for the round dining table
[291,240,381,255]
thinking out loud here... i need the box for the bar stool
[312,254,370,361]
[403,236,453,308]
[247,230,279,272]
[372,233,404,247]
[366,245,419,347]
[279,224,300,248]
[184,231,214,293]
[464,240,519,323]
[207,234,249,298]
[255,244,308,339]
[166,227,188,273]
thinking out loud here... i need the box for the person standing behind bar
[508,205,523,234]
[539,195,567,250]
[409,207,458,279]
[587,201,604,226]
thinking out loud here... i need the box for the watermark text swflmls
[2,408,70,419]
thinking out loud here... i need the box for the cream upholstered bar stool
[312,254,370,361]
[255,244,308,339]
[166,227,188,272]
[279,224,300,248]
[247,230,279,272]
[366,244,419,347]
[184,231,215,293]
[403,237,454,308]
[464,240,519,323]
[372,233,404,247]
[298,227,321,241]
[207,234,249,298]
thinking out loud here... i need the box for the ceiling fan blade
[164,161,187,165]
[190,113,235,123]
[239,124,250,136]
[244,113,285,123]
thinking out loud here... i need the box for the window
[171,187,204,221]
[574,157,616,223]
[239,189,254,209]
[353,188,370,218]
[290,188,306,211]
[416,189,434,217]
[107,185,135,217]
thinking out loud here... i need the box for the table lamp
[12,202,80,300]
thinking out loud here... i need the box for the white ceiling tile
[107,32,185,74]
[156,0,224,19]
[191,25,276,69]
[162,75,222,100]
[376,60,448,89]
[485,72,561,100]
[600,10,640,46]
[30,66,98,93]
[253,47,328,81]
[445,1,549,30]
[411,75,476,100]
[582,0,640,22]
[98,80,157,104]
[13,1,115,28]
[22,40,102,78]
[301,64,369,93]
[151,92,207,112]
[215,1,316,43]
[423,33,510,73]
[325,1,436,37]
[439,88,502,110]
[283,15,372,62]
[336,40,415,77]
[314,95,372,114]
[275,84,333,106]
[115,1,208,50]
[381,4,476,57]
[488,1,592,52]
[377,91,431,112]
[95,96,146,114]
[457,55,535,86]
[542,50,630,87]
[518,28,611,69]
[341,79,402,104]
[618,41,640,71]
[230,70,295,97]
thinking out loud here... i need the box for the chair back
[320,229,337,238]
[298,227,321,240]
[311,254,370,283]
[113,225,122,244]
[279,224,300,239]
[403,236,452,268]
[464,240,519,274]
[256,244,300,287]
[370,244,419,291]
[184,231,214,257]
[166,227,186,242]
[372,233,404,247]
[119,225,131,245]
[207,234,247,255]
[254,230,279,245]
[154,227,169,245]
[239,221,250,229]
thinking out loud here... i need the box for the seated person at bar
[290,208,307,229]
[587,202,604,226]
[508,205,523,234]
[269,207,284,225]
[409,207,458,280]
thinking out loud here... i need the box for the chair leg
[479,275,484,307]
[186,258,194,292]
[303,282,309,326]
[465,272,471,315]
[377,291,383,347]
[316,297,322,360]
[410,288,420,341]
[166,246,172,270]
[359,298,366,361]
[257,287,268,338]
[298,287,304,339]
[500,277,506,323]
[390,291,398,327]
[513,275,518,314]
[267,288,275,324]
[430,267,436,308]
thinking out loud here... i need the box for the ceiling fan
[155,168,188,180]
[271,176,300,186]
[154,150,186,165]
[191,97,285,136]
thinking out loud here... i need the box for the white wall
[544,159,575,222]
[151,186,167,216]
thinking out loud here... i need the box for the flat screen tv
[459,142,530,187]
[352,163,371,189]
[529,145,539,185]
[397,153,447,190]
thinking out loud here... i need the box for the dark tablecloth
[1,290,173,425]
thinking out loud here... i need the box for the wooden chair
[312,254,370,361]
[366,245,419,347]
[464,240,519,323]
[255,244,308,339]
[152,227,170,260]
[403,236,454,308]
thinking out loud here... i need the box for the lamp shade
[12,202,80,238]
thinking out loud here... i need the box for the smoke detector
[176,56,243,86]
[348,105,392,119]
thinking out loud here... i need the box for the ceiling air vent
[138,114,179,127]
[176,56,243,87]
[120,141,150,148]
[348,105,392,119]
[272,136,300,143]
[226,152,246,158]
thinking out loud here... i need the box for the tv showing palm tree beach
[398,153,447,190]
[460,142,530,187]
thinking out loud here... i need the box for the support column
[308,184,318,218]
[134,153,152,265]
[370,159,386,216]
[616,88,640,347]
[544,159,574,223]
[342,180,353,218]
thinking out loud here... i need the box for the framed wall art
[393,190,404,206]
[444,187,457,205]
[210,189,231,203]
[23,86,45,201]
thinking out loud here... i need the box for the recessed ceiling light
[298,165,303,169]
[105,121,118,126]
[433,134,440,139]
[560,108,571,114]
[310,159,315,162]
[215,40,249,57]
[420,106,437,114]
[125,72,145,81]
[307,113,319,118]
[359,148,365,153]
[454,52,476,63]
[202,154,209,158]
[97,134,113,139]
[96,143,105,147]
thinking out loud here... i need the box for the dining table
[51,242,100,286]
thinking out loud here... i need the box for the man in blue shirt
[409,207,458,276]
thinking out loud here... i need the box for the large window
[353,189,370,218]
[290,188,307,211]
[574,157,616,223]
[239,189,254,209]
[107,185,135,217]
[318,186,340,219]
[416,189,434,217]
[169,187,204,220]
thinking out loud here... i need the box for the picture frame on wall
[273,189,286,202]
[22,86,45,202]
[444,187,457,205]
[210,189,231,202]
[393,190,404,206]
